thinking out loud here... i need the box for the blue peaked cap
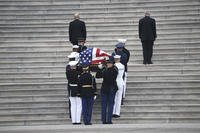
[115,42,124,48]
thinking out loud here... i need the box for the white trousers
[69,97,82,123]
[123,72,127,98]
[113,79,124,116]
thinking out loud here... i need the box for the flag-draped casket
[79,47,110,66]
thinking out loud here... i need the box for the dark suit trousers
[142,40,154,64]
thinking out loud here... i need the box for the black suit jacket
[139,16,157,41]
[69,19,87,45]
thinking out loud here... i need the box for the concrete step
[0,1,199,11]
[0,111,199,121]
[0,0,199,126]
[1,69,200,78]
[0,116,200,126]
[0,124,200,133]
[0,45,200,53]
[1,28,200,37]
[125,94,200,99]
[0,77,67,83]
[0,65,199,74]
[0,16,199,25]
[0,94,199,103]
[0,74,200,83]
[1,33,200,42]
[127,74,200,81]
[1,10,199,21]
[121,104,200,111]
[0,107,68,114]
[124,99,200,105]
[0,80,199,90]
[0,53,199,62]
[0,89,67,96]
[0,100,67,108]
[126,80,200,88]
[0,104,199,114]
[0,32,199,41]
[0,71,65,78]
[1,23,199,31]
[2,86,199,95]
[0,0,198,5]
[0,59,199,67]
[0,95,68,102]
[126,86,200,93]
[0,66,199,75]
[0,50,199,59]
[1,12,199,21]
[0,37,199,46]
[0,42,200,52]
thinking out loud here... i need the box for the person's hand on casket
[98,64,103,69]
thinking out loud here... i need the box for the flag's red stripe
[96,48,109,57]
[91,59,104,64]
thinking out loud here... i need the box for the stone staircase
[0,0,200,126]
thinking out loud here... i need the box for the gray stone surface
[0,124,200,133]
[0,0,200,126]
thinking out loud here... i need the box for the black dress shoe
[112,114,117,118]
[85,123,92,125]
[148,61,153,64]
[102,122,107,124]
[112,114,120,118]
[107,122,113,124]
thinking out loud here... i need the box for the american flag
[79,48,110,65]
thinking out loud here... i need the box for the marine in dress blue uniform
[66,61,82,125]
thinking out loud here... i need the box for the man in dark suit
[139,11,157,64]
[69,13,87,45]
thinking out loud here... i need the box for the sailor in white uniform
[113,55,125,118]
[117,39,130,99]
[68,45,80,62]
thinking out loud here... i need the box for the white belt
[69,84,78,87]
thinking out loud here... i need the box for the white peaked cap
[69,61,78,66]
[72,45,79,49]
[114,55,121,59]
[117,39,127,43]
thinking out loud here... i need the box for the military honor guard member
[101,57,118,124]
[139,11,157,64]
[68,45,80,61]
[66,61,82,125]
[69,13,87,46]
[112,42,128,68]
[78,65,97,125]
[117,39,130,99]
[113,55,125,118]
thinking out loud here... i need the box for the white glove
[94,96,97,100]
[98,64,103,69]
